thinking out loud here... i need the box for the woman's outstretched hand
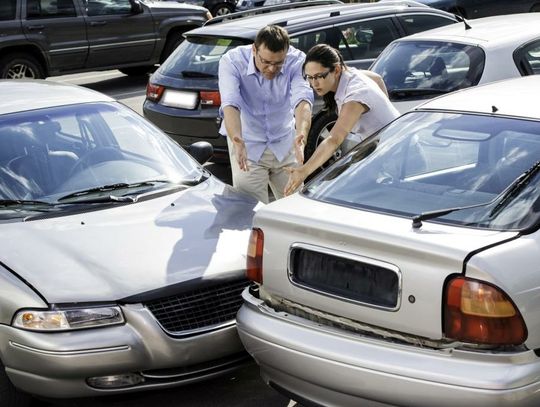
[284,165,308,196]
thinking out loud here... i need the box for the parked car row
[143,0,459,161]
[2,1,540,406]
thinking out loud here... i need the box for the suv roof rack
[205,0,343,26]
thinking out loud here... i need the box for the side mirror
[186,141,214,165]
[130,0,144,14]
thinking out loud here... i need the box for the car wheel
[305,111,339,169]
[0,361,31,407]
[161,31,186,62]
[119,66,153,76]
[211,3,233,16]
[0,53,45,79]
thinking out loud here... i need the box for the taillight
[146,82,164,102]
[199,91,221,107]
[444,276,527,345]
[247,228,264,284]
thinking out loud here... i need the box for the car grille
[289,245,400,310]
[144,279,248,336]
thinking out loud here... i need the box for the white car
[371,12,540,113]
[0,80,258,406]
[237,75,540,407]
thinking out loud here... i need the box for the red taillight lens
[146,82,164,102]
[199,91,221,107]
[246,228,264,284]
[444,276,527,345]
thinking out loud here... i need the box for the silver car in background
[0,80,258,406]
[238,76,540,406]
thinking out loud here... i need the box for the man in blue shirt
[218,25,313,203]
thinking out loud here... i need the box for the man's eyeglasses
[256,51,286,68]
[303,70,332,82]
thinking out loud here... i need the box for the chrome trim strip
[157,319,236,337]
[89,39,156,49]
[9,341,129,355]
[287,242,402,311]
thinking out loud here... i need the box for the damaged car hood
[0,177,258,304]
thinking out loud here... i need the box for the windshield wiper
[0,199,52,207]
[57,181,172,203]
[181,70,216,78]
[56,177,207,203]
[389,88,449,99]
[412,160,540,229]
[489,160,540,218]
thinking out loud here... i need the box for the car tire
[161,32,186,62]
[0,53,45,79]
[305,110,339,168]
[211,3,234,16]
[119,66,153,76]
[0,361,31,407]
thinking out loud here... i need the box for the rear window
[159,36,251,78]
[304,112,540,231]
[371,41,485,100]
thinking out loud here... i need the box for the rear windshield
[371,41,485,101]
[159,36,251,78]
[304,111,540,231]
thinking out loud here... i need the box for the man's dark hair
[254,25,290,53]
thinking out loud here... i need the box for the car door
[22,0,88,71]
[83,0,156,68]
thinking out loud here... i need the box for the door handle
[26,25,45,30]
[90,21,107,26]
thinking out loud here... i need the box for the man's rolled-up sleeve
[218,52,243,116]
[289,53,314,110]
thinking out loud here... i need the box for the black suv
[0,0,211,79]
[143,0,458,162]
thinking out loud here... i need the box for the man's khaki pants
[227,137,297,204]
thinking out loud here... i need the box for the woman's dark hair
[254,25,290,53]
[303,44,346,112]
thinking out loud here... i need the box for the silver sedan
[238,75,540,407]
[0,80,258,406]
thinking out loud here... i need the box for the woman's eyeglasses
[303,70,332,82]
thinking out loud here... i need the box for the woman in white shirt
[284,44,399,196]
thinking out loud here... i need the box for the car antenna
[455,14,472,30]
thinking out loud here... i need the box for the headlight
[13,306,124,331]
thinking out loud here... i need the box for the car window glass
[27,0,77,18]
[519,40,540,75]
[305,112,540,230]
[335,18,399,61]
[397,14,456,36]
[372,41,485,98]
[0,0,16,20]
[292,28,345,57]
[160,36,251,77]
[0,103,200,203]
[85,0,132,16]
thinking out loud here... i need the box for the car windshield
[0,102,202,209]
[371,41,485,100]
[304,111,540,231]
[159,35,251,78]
